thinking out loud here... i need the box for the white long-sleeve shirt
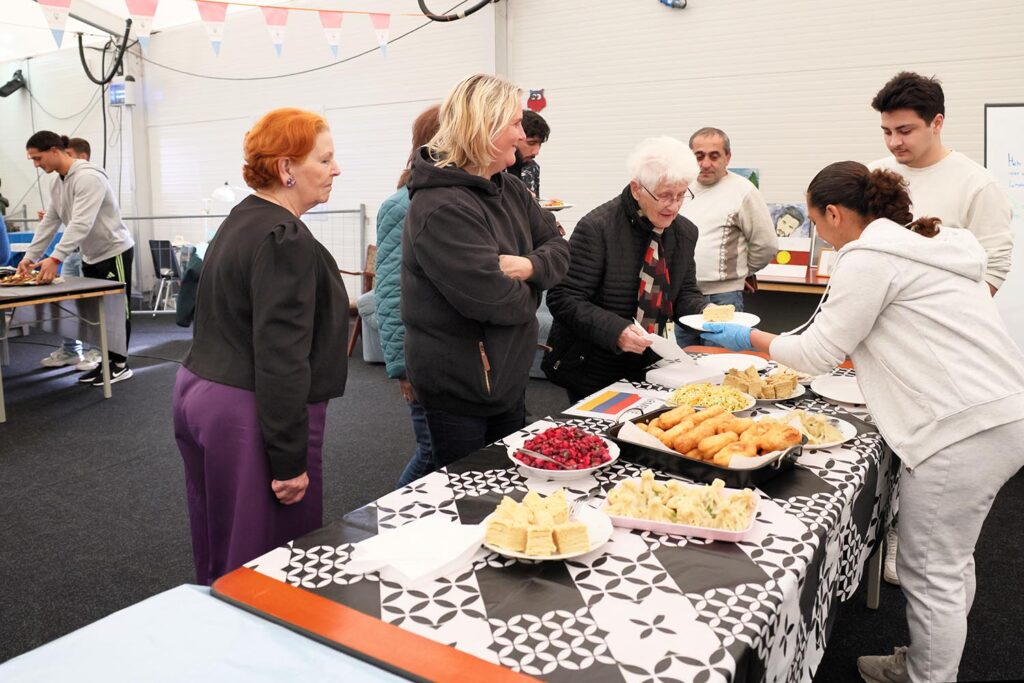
[869,151,1013,289]
[682,172,777,295]
[771,219,1024,468]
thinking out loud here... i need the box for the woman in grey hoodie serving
[702,161,1024,683]
[401,74,570,471]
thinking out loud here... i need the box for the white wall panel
[505,0,1024,231]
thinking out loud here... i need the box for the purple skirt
[173,366,327,585]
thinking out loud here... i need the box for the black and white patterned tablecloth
[247,370,897,683]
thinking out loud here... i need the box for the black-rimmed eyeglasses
[639,183,694,206]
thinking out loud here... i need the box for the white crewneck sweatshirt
[771,218,1024,468]
[869,151,1013,289]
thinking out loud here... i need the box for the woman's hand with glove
[700,323,755,352]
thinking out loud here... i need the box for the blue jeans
[60,251,84,355]
[397,398,434,487]
[675,290,745,348]
[424,395,526,471]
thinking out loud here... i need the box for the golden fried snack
[713,441,757,466]
[756,424,802,453]
[684,448,701,460]
[739,421,774,445]
[648,424,666,440]
[673,416,729,453]
[635,422,650,432]
[717,417,754,436]
[689,405,727,425]
[658,405,696,429]
[697,431,739,458]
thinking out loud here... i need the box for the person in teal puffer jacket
[376,105,441,487]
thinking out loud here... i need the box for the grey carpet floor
[1,316,1021,682]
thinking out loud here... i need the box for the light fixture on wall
[210,182,248,203]
[0,70,26,98]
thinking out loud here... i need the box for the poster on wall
[986,103,1024,350]
[729,167,760,188]
[759,202,812,278]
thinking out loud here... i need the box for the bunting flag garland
[318,11,344,58]
[125,0,159,52]
[195,0,228,55]
[260,6,288,57]
[37,0,73,48]
[369,13,391,56]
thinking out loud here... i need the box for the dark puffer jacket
[544,186,706,396]
[402,147,570,416]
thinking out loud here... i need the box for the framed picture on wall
[817,249,838,277]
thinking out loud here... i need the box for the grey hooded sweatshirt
[26,159,134,265]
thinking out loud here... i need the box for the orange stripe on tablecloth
[212,567,537,683]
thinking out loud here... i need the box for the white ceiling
[1,0,287,62]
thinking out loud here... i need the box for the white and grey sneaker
[857,646,909,683]
[92,363,133,386]
[40,348,84,367]
[75,348,103,371]
[884,526,900,585]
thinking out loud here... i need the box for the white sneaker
[40,348,84,367]
[857,646,909,683]
[75,348,103,371]
[884,526,900,585]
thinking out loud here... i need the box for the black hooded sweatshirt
[402,147,570,416]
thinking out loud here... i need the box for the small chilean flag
[125,0,158,53]
[195,1,227,56]
[319,11,343,58]
[37,0,72,48]
[369,13,390,56]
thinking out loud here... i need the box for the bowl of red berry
[505,424,620,480]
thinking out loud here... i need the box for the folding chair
[339,244,377,357]
[149,240,182,315]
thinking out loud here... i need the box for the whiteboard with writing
[986,103,1024,349]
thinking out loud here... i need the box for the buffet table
[214,362,897,683]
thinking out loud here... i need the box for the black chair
[149,240,181,315]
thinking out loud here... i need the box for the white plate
[756,382,807,404]
[482,504,613,560]
[667,387,756,413]
[539,200,573,211]
[678,312,761,331]
[694,353,770,374]
[811,375,865,405]
[506,434,620,480]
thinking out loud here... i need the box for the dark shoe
[91,363,133,386]
[78,366,104,384]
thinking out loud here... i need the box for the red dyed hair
[243,108,329,190]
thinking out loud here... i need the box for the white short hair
[626,136,699,188]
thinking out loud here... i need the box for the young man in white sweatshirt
[867,72,1014,585]
[676,127,777,347]
[21,131,135,385]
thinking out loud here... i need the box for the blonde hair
[428,74,522,171]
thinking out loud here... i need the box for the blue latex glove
[700,323,754,351]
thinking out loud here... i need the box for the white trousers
[897,418,1024,682]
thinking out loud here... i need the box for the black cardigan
[544,187,706,396]
[184,195,348,480]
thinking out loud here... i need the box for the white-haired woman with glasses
[402,74,570,472]
[543,136,706,402]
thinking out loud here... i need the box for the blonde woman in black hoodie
[401,74,570,471]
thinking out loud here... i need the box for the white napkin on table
[346,516,484,585]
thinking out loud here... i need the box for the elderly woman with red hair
[173,108,348,585]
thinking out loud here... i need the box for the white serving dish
[695,353,770,374]
[811,375,865,405]
[505,434,620,481]
[604,481,758,543]
[678,312,761,331]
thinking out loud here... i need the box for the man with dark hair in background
[36,137,104,371]
[869,72,1012,296]
[21,131,135,384]
[507,109,550,197]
